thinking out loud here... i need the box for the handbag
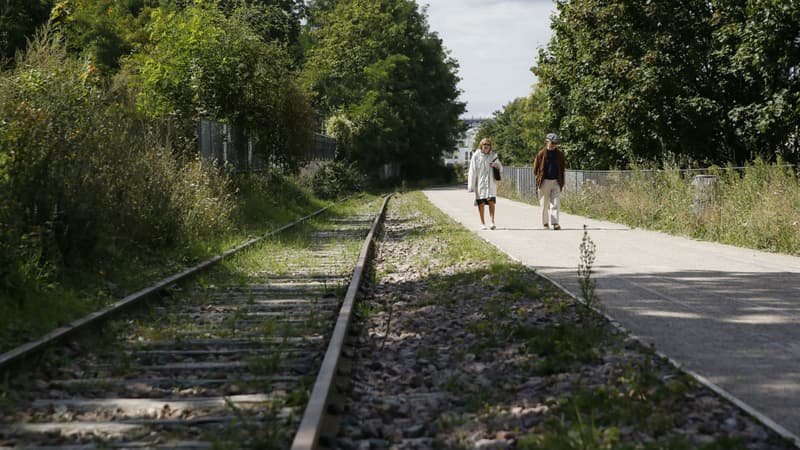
[491,157,501,181]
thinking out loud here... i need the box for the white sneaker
[490,223,496,230]
[481,224,487,230]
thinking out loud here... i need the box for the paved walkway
[423,186,800,445]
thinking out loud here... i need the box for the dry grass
[561,160,800,255]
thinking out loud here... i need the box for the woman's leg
[477,202,486,225]
[488,199,496,227]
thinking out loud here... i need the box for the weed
[284,378,312,407]
[208,398,285,450]
[519,322,606,375]
[577,225,598,311]
[245,353,283,376]
[561,160,800,256]
[380,294,396,350]
[464,391,491,414]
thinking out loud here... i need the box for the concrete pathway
[423,186,800,445]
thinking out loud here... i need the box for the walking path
[423,186,800,446]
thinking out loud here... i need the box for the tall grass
[561,160,800,255]
[0,28,235,269]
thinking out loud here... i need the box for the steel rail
[291,194,392,450]
[0,204,338,371]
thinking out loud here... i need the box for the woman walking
[467,137,502,230]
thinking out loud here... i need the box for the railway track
[0,195,389,450]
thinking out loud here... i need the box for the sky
[422,0,557,119]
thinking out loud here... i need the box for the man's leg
[538,183,550,228]
[550,184,561,229]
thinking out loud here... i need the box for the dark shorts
[474,197,496,206]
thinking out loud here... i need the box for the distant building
[462,117,489,129]
[443,118,489,167]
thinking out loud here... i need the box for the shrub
[311,161,366,199]
[0,28,236,300]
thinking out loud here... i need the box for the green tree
[126,2,314,167]
[49,0,307,74]
[711,0,800,165]
[476,86,551,166]
[221,0,307,66]
[535,0,718,169]
[0,0,53,65]
[535,0,800,168]
[49,0,152,74]
[302,0,464,179]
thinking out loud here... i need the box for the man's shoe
[553,224,561,230]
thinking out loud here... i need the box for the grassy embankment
[0,172,328,354]
[0,31,338,355]
[500,160,800,256]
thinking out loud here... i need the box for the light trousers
[538,179,560,226]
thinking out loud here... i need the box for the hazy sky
[423,0,557,118]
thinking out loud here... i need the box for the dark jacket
[532,147,565,189]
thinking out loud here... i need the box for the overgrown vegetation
[1,1,468,354]
[310,161,366,199]
[0,163,325,353]
[0,49,328,352]
[561,160,800,256]
[0,29,233,343]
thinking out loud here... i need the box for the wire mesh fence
[198,119,335,172]
[500,165,786,202]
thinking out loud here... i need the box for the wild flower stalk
[578,225,598,310]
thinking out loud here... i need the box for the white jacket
[467,149,502,199]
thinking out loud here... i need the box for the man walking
[532,133,565,230]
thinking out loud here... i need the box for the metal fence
[502,166,745,200]
[198,119,335,171]
[503,166,538,201]
[308,132,337,161]
[506,167,648,199]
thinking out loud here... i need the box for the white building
[443,119,487,167]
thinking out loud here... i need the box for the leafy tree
[221,0,307,66]
[535,0,718,169]
[476,86,551,166]
[49,0,307,74]
[300,0,335,27]
[126,2,314,167]
[49,0,157,74]
[535,0,800,168]
[301,0,464,180]
[0,0,53,65]
[711,0,800,165]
